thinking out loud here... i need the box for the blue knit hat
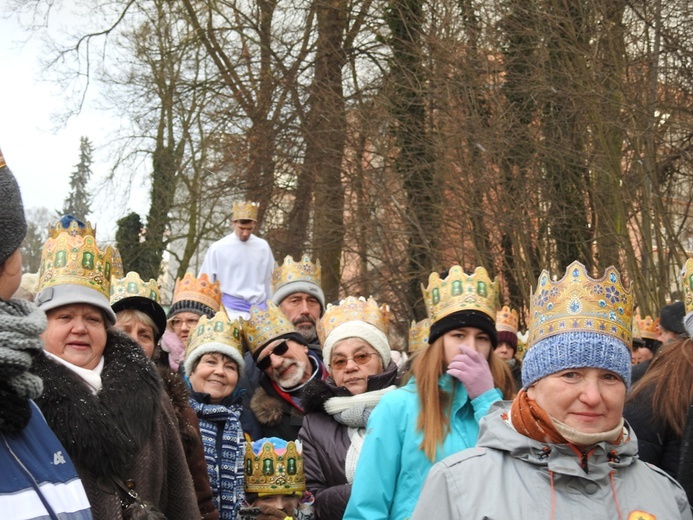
[521,331,632,389]
[524,261,633,389]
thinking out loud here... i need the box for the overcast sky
[0,6,148,242]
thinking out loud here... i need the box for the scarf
[323,385,396,484]
[44,350,104,394]
[510,389,624,446]
[0,299,45,433]
[190,396,246,520]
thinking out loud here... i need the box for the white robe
[199,233,274,314]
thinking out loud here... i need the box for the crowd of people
[2,145,693,519]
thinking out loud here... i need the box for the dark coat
[158,365,219,520]
[298,361,399,520]
[250,352,327,441]
[624,385,680,478]
[32,329,199,520]
[678,402,693,504]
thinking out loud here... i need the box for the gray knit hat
[0,148,28,265]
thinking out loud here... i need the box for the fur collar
[33,329,162,480]
[250,386,288,427]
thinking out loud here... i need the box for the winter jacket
[250,351,328,441]
[624,385,680,477]
[158,365,219,520]
[678,402,693,505]
[411,402,692,520]
[32,329,199,520]
[343,375,502,520]
[299,360,399,520]
[190,389,261,520]
[1,401,92,520]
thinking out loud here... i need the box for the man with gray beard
[242,301,328,440]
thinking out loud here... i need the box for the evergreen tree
[62,137,93,220]
[115,212,148,275]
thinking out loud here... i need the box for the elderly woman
[411,262,692,520]
[111,271,219,520]
[298,296,398,519]
[32,224,198,519]
[185,311,262,519]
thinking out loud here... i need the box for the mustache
[293,316,316,326]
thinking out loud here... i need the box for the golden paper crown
[244,439,305,495]
[422,265,500,322]
[633,312,658,341]
[233,201,259,221]
[516,330,529,359]
[38,232,116,299]
[271,255,321,293]
[48,219,97,239]
[496,306,519,333]
[110,271,162,305]
[317,296,389,346]
[408,318,431,352]
[111,248,125,280]
[242,301,297,355]
[185,311,244,372]
[528,261,633,348]
[171,273,222,312]
[681,258,693,315]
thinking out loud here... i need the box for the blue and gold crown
[184,311,245,373]
[271,255,321,293]
[38,232,116,300]
[48,219,97,239]
[422,265,500,322]
[242,301,297,355]
[110,271,161,305]
[408,318,431,353]
[244,438,305,495]
[233,201,259,221]
[528,261,633,348]
[317,296,389,346]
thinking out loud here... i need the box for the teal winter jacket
[343,375,502,520]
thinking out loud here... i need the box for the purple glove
[446,345,494,399]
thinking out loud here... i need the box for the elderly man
[242,302,328,440]
[271,255,325,345]
[199,201,274,320]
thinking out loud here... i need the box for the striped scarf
[190,397,246,520]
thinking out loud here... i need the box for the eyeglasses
[330,352,377,370]
[170,317,200,330]
[257,341,290,371]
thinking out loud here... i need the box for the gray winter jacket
[412,402,692,520]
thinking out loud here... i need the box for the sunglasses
[257,341,290,371]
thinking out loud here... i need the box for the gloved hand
[257,503,296,520]
[446,345,494,399]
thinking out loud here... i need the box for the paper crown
[317,296,389,346]
[681,258,693,315]
[496,306,519,333]
[516,330,529,359]
[110,271,162,305]
[244,438,305,495]
[408,318,431,353]
[422,265,500,322]
[271,255,321,293]
[633,312,658,341]
[184,311,245,372]
[233,201,259,221]
[171,273,222,311]
[48,219,97,239]
[528,261,633,348]
[242,301,297,354]
[38,232,116,299]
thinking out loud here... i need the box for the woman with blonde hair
[343,266,513,520]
